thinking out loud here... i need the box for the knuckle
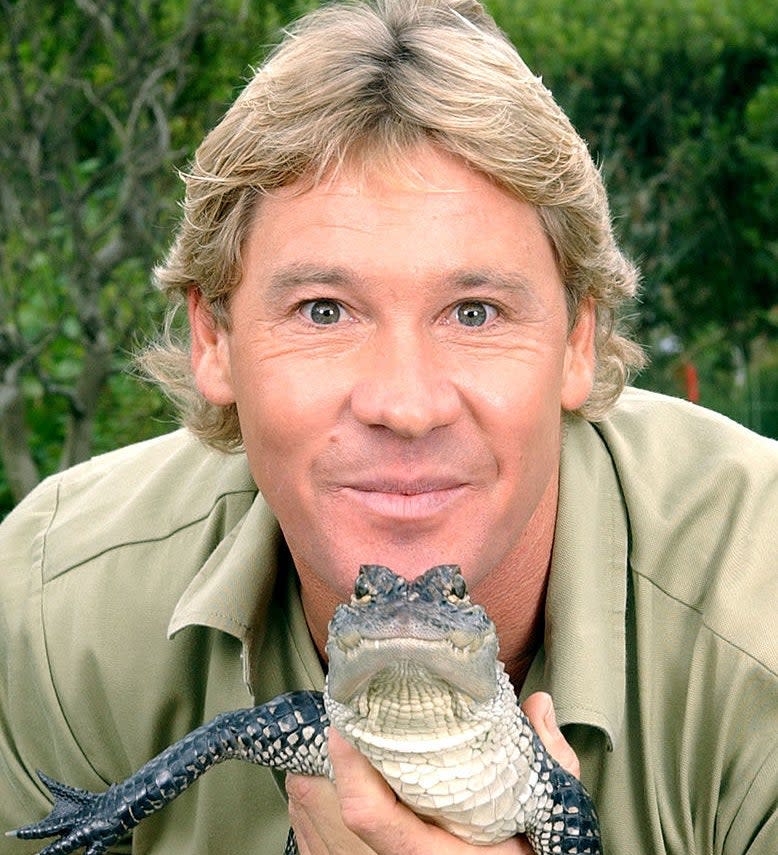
[339,795,382,837]
[285,772,318,803]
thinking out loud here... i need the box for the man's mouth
[334,478,470,521]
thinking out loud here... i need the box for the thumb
[521,692,580,779]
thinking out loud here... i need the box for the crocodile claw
[7,770,122,854]
[7,693,330,854]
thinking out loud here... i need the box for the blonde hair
[141,0,644,449]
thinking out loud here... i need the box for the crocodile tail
[9,770,99,840]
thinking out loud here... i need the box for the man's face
[191,145,595,600]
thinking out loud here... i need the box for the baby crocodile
[9,564,601,854]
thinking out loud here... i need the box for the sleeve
[0,477,61,847]
[0,478,130,853]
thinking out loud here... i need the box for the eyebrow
[264,262,540,302]
[266,262,357,295]
[448,269,538,298]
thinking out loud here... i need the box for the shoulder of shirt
[600,385,777,451]
[596,386,778,497]
[4,428,258,583]
[593,387,778,675]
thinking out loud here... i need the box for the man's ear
[560,296,596,412]
[188,288,236,406]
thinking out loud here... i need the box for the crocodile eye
[354,574,372,600]
[450,574,467,600]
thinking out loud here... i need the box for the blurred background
[1,0,776,515]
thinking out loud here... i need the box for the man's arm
[0,478,89,851]
[286,692,579,855]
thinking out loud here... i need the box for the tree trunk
[59,328,113,470]
[0,372,40,504]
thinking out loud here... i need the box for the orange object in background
[682,360,700,404]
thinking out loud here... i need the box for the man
[1,1,776,853]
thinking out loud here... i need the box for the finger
[521,692,580,778]
[286,771,375,855]
[328,728,410,848]
[285,773,333,855]
[329,728,530,855]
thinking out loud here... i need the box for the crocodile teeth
[448,630,479,650]
[336,630,363,651]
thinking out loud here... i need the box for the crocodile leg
[284,827,299,855]
[523,729,601,855]
[7,691,328,855]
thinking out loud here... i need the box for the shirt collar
[168,492,286,691]
[521,414,629,751]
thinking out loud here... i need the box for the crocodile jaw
[326,634,499,706]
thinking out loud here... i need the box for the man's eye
[300,299,343,325]
[453,301,497,327]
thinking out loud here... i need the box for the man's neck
[470,540,551,689]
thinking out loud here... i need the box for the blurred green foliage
[1,0,776,516]
[490,0,778,433]
[1,0,295,512]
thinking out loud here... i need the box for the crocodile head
[325,564,500,711]
[322,566,558,846]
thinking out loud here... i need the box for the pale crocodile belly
[345,720,545,844]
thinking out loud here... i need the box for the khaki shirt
[1,388,776,854]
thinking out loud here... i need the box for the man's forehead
[259,141,503,205]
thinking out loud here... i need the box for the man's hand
[285,692,579,855]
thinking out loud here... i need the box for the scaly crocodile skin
[9,565,601,855]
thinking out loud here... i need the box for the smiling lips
[336,477,470,521]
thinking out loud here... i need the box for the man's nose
[349,330,462,438]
